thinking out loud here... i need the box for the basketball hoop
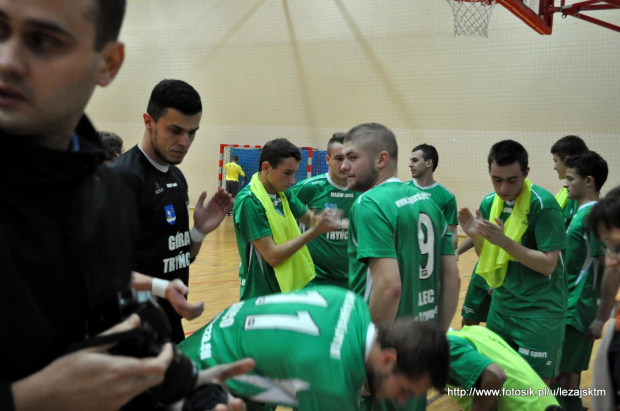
[446,0,497,38]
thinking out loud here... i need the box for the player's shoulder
[434,182,456,199]
[530,184,560,210]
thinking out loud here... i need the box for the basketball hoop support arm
[551,0,620,32]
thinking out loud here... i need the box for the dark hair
[588,186,620,237]
[232,155,239,161]
[327,132,346,155]
[377,319,450,390]
[98,131,123,159]
[412,144,439,171]
[487,140,528,173]
[550,135,588,161]
[88,0,126,51]
[564,150,608,192]
[344,123,398,163]
[146,80,202,122]
[259,138,301,169]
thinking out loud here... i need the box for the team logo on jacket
[165,205,177,225]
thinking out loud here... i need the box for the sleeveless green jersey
[290,174,360,281]
[179,287,372,410]
[233,185,308,300]
[447,326,559,410]
[348,178,454,321]
[479,185,567,319]
[564,201,605,333]
[406,180,458,225]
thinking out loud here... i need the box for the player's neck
[259,172,276,194]
[329,171,348,187]
[415,174,435,187]
[576,191,599,207]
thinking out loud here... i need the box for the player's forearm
[438,256,460,332]
[498,239,558,275]
[131,271,153,291]
[456,236,474,256]
[368,285,401,326]
[595,266,620,321]
[259,229,320,267]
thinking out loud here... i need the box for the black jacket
[0,117,137,409]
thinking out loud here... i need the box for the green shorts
[486,309,565,378]
[304,276,349,289]
[461,282,491,322]
[560,325,594,373]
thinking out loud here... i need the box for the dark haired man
[458,140,566,384]
[180,286,450,411]
[114,79,233,344]
[98,130,124,164]
[233,138,337,300]
[556,151,608,410]
[588,187,620,410]
[0,1,249,409]
[342,123,459,411]
[408,143,458,250]
[550,135,588,227]
[290,132,360,288]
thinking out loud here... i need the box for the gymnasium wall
[86,0,620,223]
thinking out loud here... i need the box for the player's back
[179,286,371,409]
[348,179,453,320]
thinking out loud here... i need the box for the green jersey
[233,185,308,300]
[179,287,372,410]
[447,326,559,410]
[406,180,458,225]
[479,185,567,319]
[563,199,579,229]
[290,174,359,282]
[349,178,454,321]
[564,201,605,334]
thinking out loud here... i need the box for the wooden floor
[183,215,598,410]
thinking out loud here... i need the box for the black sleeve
[0,382,16,411]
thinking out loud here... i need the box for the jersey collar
[138,145,169,173]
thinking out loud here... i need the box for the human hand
[457,208,482,238]
[312,209,339,234]
[166,279,204,320]
[12,315,173,411]
[588,319,606,340]
[478,218,507,247]
[193,189,233,236]
[170,359,256,411]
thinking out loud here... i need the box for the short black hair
[89,0,126,51]
[147,79,202,122]
[377,319,450,390]
[259,138,301,169]
[488,140,528,173]
[564,150,608,192]
[344,123,398,163]
[98,131,123,159]
[327,132,346,156]
[588,186,620,237]
[550,135,588,161]
[412,143,439,172]
[232,155,239,161]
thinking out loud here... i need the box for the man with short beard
[342,123,460,411]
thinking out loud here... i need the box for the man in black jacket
[0,0,249,409]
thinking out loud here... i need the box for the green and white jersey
[179,287,373,410]
[447,326,559,411]
[233,185,308,300]
[563,199,579,229]
[290,173,359,282]
[406,180,458,225]
[479,185,567,319]
[348,178,454,321]
[564,201,605,334]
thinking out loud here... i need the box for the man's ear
[376,151,390,170]
[143,113,154,129]
[96,42,125,87]
[585,175,594,187]
[524,167,530,178]
[261,161,271,172]
[379,347,398,368]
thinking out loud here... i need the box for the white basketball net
[446,0,497,37]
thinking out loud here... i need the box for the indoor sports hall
[86,1,620,409]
